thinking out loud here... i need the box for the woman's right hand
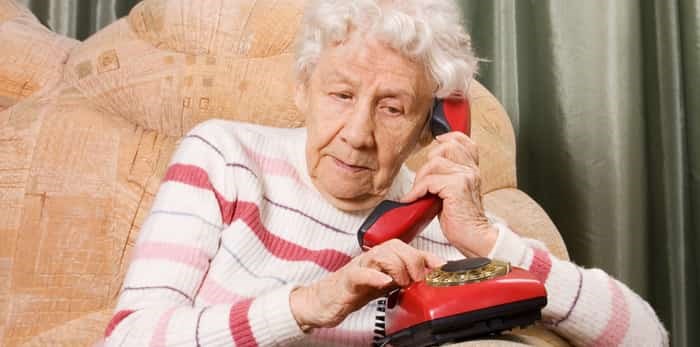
[289,239,445,329]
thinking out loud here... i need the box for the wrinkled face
[296,35,434,211]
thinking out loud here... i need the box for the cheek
[375,121,424,170]
[306,101,344,158]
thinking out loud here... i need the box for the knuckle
[386,239,406,249]
[464,166,479,177]
[460,133,474,144]
[410,257,424,271]
[418,163,432,177]
[362,252,380,266]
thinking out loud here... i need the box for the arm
[104,121,305,347]
[487,222,669,347]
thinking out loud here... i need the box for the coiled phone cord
[372,297,387,347]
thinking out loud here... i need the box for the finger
[347,267,394,291]
[403,157,459,203]
[401,175,433,203]
[379,241,447,282]
[428,141,471,167]
[436,132,479,167]
[402,171,455,203]
[421,251,447,269]
[436,131,473,146]
[385,240,431,283]
[400,182,429,203]
[363,249,412,287]
[413,156,455,185]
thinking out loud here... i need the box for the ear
[417,98,436,148]
[408,111,433,155]
[294,81,309,114]
[409,127,432,157]
[418,124,433,147]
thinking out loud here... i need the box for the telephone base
[383,296,546,347]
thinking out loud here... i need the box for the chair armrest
[483,188,569,261]
[16,309,111,347]
[447,326,571,347]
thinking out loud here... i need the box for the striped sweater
[104,119,668,347]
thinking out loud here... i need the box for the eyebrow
[324,70,416,100]
[324,70,358,86]
[377,87,415,101]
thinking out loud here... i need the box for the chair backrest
[0,1,77,111]
[60,0,518,193]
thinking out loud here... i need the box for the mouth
[332,157,371,173]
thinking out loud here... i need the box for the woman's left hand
[401,132,498,257]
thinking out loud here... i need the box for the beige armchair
[0,0,569,346]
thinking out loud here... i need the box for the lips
[333,157,371,172]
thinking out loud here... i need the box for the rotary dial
[426,257,511,287]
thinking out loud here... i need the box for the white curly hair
[294,0,478,98]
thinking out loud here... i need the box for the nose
[339,99,376,149]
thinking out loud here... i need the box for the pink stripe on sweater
[133,242,210,272]
[235,201,352,272]
[198,277,247,304]
[591,278,631,346]
[164,163,351,271]
[164,163,236,224]
[242,146,305,186]
[165,163,212,190]
[104,310,135,338]
[149,307,178,347]
[230,298,257,347]
[528,247,552,283]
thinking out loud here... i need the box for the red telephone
[357,98,547,347]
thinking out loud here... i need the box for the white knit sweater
[104,119,668,347]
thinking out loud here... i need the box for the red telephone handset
[357,98,470,249]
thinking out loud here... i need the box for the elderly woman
[104,1,668,346]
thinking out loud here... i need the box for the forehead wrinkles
[346,38,419,76]
[321,39,424,94]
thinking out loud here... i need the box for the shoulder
[186,118,291,144]
[182,119,306,161]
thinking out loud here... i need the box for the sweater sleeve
[487,222,669,347]
[103,121,305,347]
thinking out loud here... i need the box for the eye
[380,104,404,116]
[331,92,353,101]
[387,106,402,114]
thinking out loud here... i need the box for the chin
[316,180,384,212]
[324,192,383,212]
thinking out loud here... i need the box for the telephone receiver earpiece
[357,97,471,249]
[429,97,471,138]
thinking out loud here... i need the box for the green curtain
[18,0,699,346]
[17,0,139,40]
[460,1,699,346]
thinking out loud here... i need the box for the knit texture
[104,119,668,347]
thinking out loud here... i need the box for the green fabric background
[18,0,699,345]
[458,1,699,346]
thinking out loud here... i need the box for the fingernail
[380,274,393,285]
